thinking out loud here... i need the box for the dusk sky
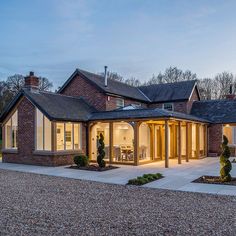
[1,0,236,89]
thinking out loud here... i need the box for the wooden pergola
[89,118,208,167]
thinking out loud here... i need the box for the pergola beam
[109,122,113,165]
[165,120,169,168]
[178,121,182,164]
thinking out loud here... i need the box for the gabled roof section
[191,99,236,124]
[58,68,151,102]
[139,80,199,103]
[0,89,96,123]
[89,107,209,123]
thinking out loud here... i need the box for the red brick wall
[60,74,107,111]
[208,124,222,155]
[2,97,87,166]
[60,74,148,111]
[148,87,199,114]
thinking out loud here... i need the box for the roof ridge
[139,79,197,88]
[78,68,141,89]
[38,90,86,101]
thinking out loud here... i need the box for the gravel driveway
[0,169,235,236]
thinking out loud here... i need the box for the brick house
[0,68,235,167]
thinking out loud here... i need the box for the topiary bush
[74,155,89,167]
[97,133,106,168]
[219,135,232,182]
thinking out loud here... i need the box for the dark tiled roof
[191,99,236,123]
[89,108,209,123]
[139,80,198,102]
[0,89,96,122]
[58,69,150,102]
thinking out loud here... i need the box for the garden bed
[69,164,119,172]
[127,173,163,186]
[192,175,236,186]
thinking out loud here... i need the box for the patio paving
[0,157,235,196]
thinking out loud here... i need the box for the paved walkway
[0,157,235,196]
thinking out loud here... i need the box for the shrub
[128,173,163,185]
[74,155,89,167]
[219,135,232,182]
[97,133,106,168]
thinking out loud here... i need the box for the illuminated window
[116,98,124,108]
[56,122,82,151]
[36,108,51,151]
[4,110,18,149]
[223,125,236,145]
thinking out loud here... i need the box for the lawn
[0,169,234,235]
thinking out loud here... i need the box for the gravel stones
[0,169,235,235]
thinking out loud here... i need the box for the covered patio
[89,108,208,167]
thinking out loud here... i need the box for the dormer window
[163,103,173,111]
[116,98,124,108]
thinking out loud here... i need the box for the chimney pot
[24,71,39,91]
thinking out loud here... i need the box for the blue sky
[1,0,236,89]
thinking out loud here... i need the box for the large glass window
[223,125,236,145]
[56,122,82,151]
[36,109,51,151]
[113,122,134,163]
[91,123,109,161]
[139,123,151,161]
[4,110,18,149]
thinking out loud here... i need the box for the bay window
[4,110,18,149]
[56,122,82,151]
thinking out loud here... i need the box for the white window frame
[4,110,18,150]
[35,108,51,151]
[56,122,82,151]
[116,98,125,108]
[162,103,174,111]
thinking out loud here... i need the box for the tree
[197,78,214,100]
[125,77,141,87]
[0,81,14,113]
[97,133,106,168]
[143,73,164,85]
[38,77,53,91]
[214,72,234,99]
[219,135,232,182]
[163,67,183,83]
[6,74,25,95]
[100,71,124,82]
[0,74,53,115]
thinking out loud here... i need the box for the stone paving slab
[0,158,235,196]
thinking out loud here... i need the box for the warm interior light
[225,124,230,127]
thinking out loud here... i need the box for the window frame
[162,103,174,111]
[56,122,82,151]
[4,110,18,150]
[116,98,125,108]
[35,108,52,151]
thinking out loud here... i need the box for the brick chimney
[24,71,39,90]
[225,84,236,100]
